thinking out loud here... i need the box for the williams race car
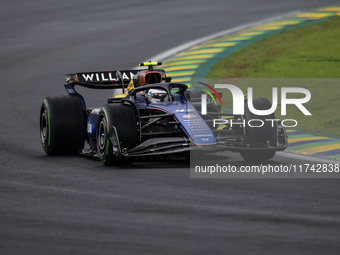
[40,62,288,165]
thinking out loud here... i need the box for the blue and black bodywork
[40,62,288,165]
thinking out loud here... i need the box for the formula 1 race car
[40,62,288,165]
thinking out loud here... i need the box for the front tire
[240,97,277,162]
[97,103,138,166]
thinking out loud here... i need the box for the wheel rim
[40,109,48,147]
[97,117,107,156]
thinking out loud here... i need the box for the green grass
[208,16,340,136]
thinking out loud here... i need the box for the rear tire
[97,103,138,166]
[40,96,86,155]
[240,97,277,162]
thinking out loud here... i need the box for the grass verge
[208,16,340,136]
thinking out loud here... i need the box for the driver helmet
[146,89,168,103]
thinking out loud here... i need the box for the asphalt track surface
[1,0,340,254]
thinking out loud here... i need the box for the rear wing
[65,70,142,89]
[65,68,169,89]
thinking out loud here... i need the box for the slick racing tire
[240,97,277,162]
[97,103,138,166]
[40,96,86,155]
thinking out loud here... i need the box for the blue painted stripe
[165,69,197,72]
[169,75,194,79]
[286,131,307,136]
[288,139,335,147]
[310,149,340,157]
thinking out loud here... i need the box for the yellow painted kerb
[288,136,329,143]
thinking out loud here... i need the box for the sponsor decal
[194,134,213,137]
[87,122,92,133]
[80,71,136,82]
[66,88,76,94]
[176,109,194,112]
[90,108,101,114]
[183,114,197,119]
[73,74,79,81]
